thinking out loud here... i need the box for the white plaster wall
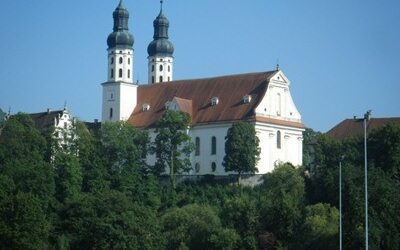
[108,48,133,83]
[256,122,303,173]
[189,123,231,175]
[148,56,173,84]
[101,82,137,122]
[255,70,301,122]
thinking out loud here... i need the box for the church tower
[102,0,137,122]
[147,0,174,84]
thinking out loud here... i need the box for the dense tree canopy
[0,113,399,249]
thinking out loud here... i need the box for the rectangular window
[211,136,216,155]
[195,137,200,156]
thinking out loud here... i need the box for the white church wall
[255,71,301,122]
[188,123,231,175]
[255,122,303,173]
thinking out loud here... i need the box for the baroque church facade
[102,1,304,175]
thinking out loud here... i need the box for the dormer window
[243,95,252,104]
[211,97,219,106]
[142,103,151,112]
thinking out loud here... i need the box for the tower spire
[147,0,174,84]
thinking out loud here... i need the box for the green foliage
[0,114,55,211]
[369,123,400,181]
[223,121,260,175]
[259,163,305,241]
[152,110,194,189]
[0,175,51,250]
[301,203,339,249]
[162,204,239,250]
[221,194,259,249]
[60,190,162,250]
[54,152,83,202]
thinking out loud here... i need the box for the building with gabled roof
[327,117,400,141]
[101,1,304,174]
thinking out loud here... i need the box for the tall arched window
[111,57,114,65]
[128,58,130,65]
[195,137,200,156]
[111,69,114,78]
[168,65,170,72]
[277,130,281,149]
[151,65,155,72]
[159,76,163,82]
[211,162,216,172]
[119,57,123,64]
[277,93,282,116]
[119,69,123,78]
[152,76,155,84]
[127,69,130,79]
[160,65,163,71]
[195,163,200,173]
[211,136,216,155]
[109,108,113,120]
[168,76,170,81]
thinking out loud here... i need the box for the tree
[60,190,163,250]
[53,152,82,202]
[300,203,339,249]
[223,121,260,176]
[0,175,51,250]
[221,194,259,249]
[259,163,305,245]
[0,114,55,211]
[369,123,400,181]
[162,204,239,250]
[152,110,194,190]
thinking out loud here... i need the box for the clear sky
[0,0,399,132]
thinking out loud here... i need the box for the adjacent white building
[102,1,304,175]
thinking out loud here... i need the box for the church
[101,1,304,175]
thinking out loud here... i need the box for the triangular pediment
[269,70,290,86]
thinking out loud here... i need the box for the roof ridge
[29,110,64,116]
[139,70,278,88]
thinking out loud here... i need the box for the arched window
[127,69,130,79]
[159,76,163,82]
[109,108,113,119]
[168,76,170,81]
[160,65,163,71]
[119,57,123,64]
[195,137,200,156]
[128,58,130,65]
[151,65,155,72]
[277,130,281,149]
[111,57,114,65]
[211,136,216,155]
[168,65,171,72]
[195,163,200,173]
[277,93,282,116]
[152,76,155,84]
[111,69,114,78]
[119,69,123,78]
[211,162,216,172]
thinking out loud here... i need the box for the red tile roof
[327,117,400,140]
[128,71,282,128]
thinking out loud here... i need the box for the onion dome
[107,0,134,49]
[147,1,174,57]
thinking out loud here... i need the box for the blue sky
[0,0,399,132]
